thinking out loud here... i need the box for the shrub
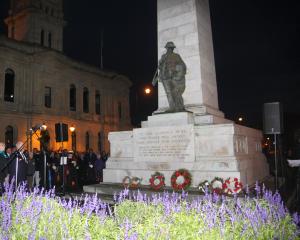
[0,182,299,239]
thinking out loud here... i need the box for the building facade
[0,0,131,152]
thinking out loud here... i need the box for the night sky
[0,0,300,135]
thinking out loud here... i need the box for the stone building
[0,0,131,152]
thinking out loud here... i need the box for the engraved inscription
[133,125,195,162]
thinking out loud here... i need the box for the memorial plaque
[133,125,195,162]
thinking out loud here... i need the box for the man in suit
[0,142,9,193]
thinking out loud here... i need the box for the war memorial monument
[103,0,269,187]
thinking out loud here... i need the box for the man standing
[84,148,97,184]
[0,142,9,191]
[152,41,187,112]
[32,148,41,187]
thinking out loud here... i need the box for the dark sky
[1,0,300,132]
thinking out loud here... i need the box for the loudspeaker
[55,123,68,142]
[263,102,283,134]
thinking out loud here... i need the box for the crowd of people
[0,141,109,193]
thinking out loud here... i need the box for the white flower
[154,178,160,185]
[176,176,185,185]
[212,180,222,189]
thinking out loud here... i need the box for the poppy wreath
[222,177,243,194]
[130,177,142,189]
[122,176,131,188]
[198,180,211,193]
[149,172,165,191]
[210,177,224,195]
[171,169,192,191]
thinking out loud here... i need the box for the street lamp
[69,126,76,152]
[41,123,47,130]
[69,126,75,132]
[144,87,151,95]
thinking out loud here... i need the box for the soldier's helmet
[165,41,176,49]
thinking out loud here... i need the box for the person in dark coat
[26,151,35,189]
[32,148,41,187]
[95,153,105,183]
[39,150,51,189]
[84,148,97,184]
[0,142,9,192]
[8,141,28,188]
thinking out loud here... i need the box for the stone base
[105,113,269,187]
[148,106,231,127]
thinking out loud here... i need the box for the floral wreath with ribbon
[149,172,165,191]
[198,180,211,193]
[171,169,192,191]
[130,177,142,189]
[222,177,243,194]
[211,177,224,194]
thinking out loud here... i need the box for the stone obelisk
[156,0,225,124]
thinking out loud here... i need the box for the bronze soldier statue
[152,42,186,112]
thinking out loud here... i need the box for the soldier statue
[152,42,187,112]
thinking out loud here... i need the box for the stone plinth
[104,114,269,187]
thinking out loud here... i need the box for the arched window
[83,87,89,113]
[40,29,44,45]
[48,32,52,48]
[69,84,76,111]
[5,126,13,148]
[4,68,15,102]
[95,91,101,115]
[44,86,51,108]
[85,132,90,151]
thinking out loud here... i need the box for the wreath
[122,176,131,188]
[171,169,192,191]
[149,172,165,191]
[198,180,211,193]
[222,177,243,195]
[130,177,142,189]
[211,177,224,194]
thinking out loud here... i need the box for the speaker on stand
[263,102,284,190]
[55,123,69,195]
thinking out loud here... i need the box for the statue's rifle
[151,68,159,86]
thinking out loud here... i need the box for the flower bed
[0,182,299,239]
